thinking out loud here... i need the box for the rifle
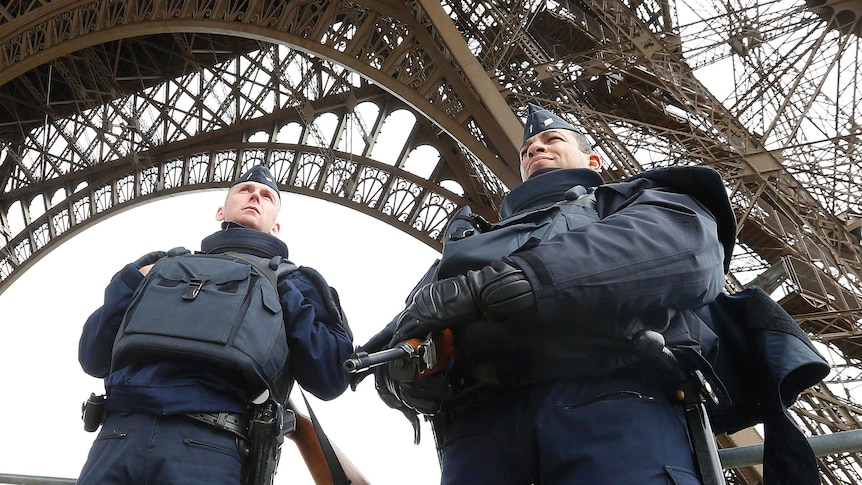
[343,329,456,382]
[285,400,370,485]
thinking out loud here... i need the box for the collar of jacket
[500,168,605,219]
[200,222,289,259]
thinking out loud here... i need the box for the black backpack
[111,248,329,399]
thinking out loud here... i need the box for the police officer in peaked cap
[77,165,353,484]
[362,103,736,484]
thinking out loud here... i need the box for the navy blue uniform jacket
[79,250,353,415]
[384,166,734,386]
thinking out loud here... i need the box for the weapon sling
[298,390,351,485]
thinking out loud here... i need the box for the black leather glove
[390,260,534,345]
[373,363,454,443]
[132,251,167,269]
[374,363,451,416]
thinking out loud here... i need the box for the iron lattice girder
[0,81,494,294]
[0,0,531,296]
[0,0,522,187]
[461,0,862,312]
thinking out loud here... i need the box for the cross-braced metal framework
[1,1,861,482]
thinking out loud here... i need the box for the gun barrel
[343,345,412,373]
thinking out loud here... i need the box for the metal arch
[0,62,479,293]
[0,1,524,296]
[0,0,523,187]
[0,4,520,297]
[0,138,467,296]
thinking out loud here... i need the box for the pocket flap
[157,257,251,285]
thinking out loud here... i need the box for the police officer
[367,104,736,484]
[77,165,353,484]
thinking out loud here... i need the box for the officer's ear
[215,206,225,222]
[269,221,281,236]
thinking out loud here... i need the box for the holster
[241,399,296,485]
[81,393,107,432]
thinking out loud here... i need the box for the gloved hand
[374,363,451,416]
[373,364,453,444]
[132,251,167,269]
[390,260,534,345]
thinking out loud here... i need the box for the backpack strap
[243,257,349,339]
[223,252,298,289]
[222,255,351,405]
[220,252,301,404]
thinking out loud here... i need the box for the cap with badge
[522,103,583,145]
[231,165,280,199]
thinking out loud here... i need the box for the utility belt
[81,396,292,439]
[81,393,249,439]
[82,394,294,485]
[184,412,250,441]
[81,393,252,440]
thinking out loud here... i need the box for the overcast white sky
[0,190,444,484]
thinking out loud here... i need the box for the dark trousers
[77,413,243,485]
[440,373,703,485]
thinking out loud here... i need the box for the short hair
[568,130,593,154]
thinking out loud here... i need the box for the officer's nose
[529,143,546,157]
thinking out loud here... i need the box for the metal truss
[2,0,862,482]
[0,47,485,289]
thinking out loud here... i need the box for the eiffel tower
[2,1,861,483]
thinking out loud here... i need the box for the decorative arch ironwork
[0,0,522,184]
[0,39,507,294]
[0,140,465,286]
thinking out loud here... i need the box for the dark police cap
[522,103,583,145]
[231,165,280,198]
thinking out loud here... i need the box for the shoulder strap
[220,252,301,403]
[299,389,351,485]
[567,189,597,210]
[223,252,298,290]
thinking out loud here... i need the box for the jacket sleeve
[78,264,145,378]
[508,183,726,331]
[283,271,354,400]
